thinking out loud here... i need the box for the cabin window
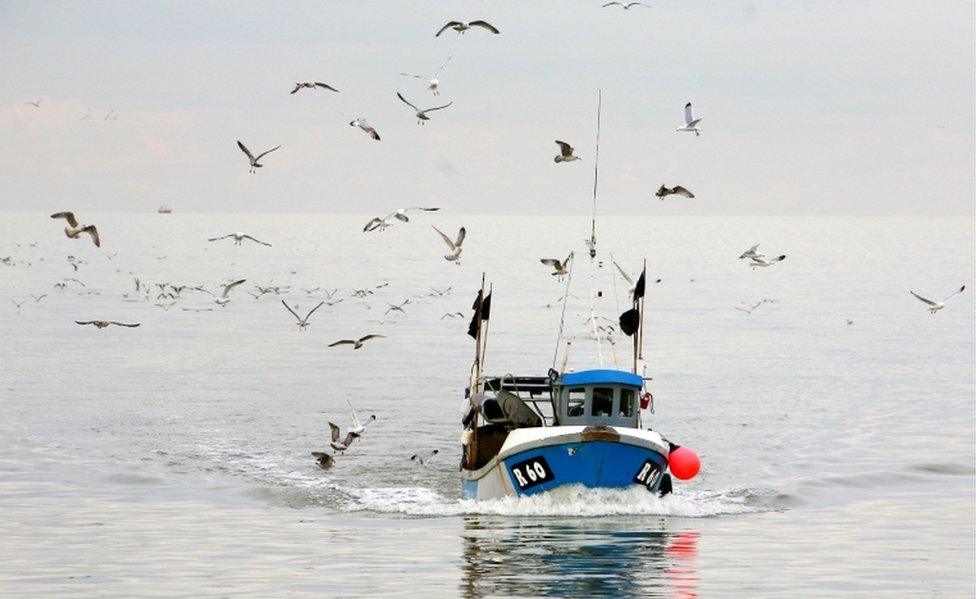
[591,387,614,417]
[619,388,636,417]
[566,387,586,418]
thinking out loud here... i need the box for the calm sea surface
[1,213,973,597]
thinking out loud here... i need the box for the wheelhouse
[552,369,643,428]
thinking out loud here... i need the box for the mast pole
[588,89,602,260]
[638,258,647,362]
[467,273,486,470]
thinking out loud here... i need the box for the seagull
[346,399,376,435]
[290,82,339,94]
[204,279,247,306]
[236,140,281,173]
[25,99,43,108]
[50,212,100,247]
[349,118,381,140]
[441,312,464,319]
[363,207,440,232]
[749,255,786,269]
[554,141,581,163]
[846,319,854,326]
[541,252,574,279]
[396,92,453,124]
[910,286,965,313]
[602,1,648,8]
[75,320,140,329]
[310,452,334,469]
[328,334,385,349]
[410,449,439,467]
[323,299,344,307]
[432,225,466,264]
[208,233,272,246]
[676,102,703,136]
[656,185,695,199]
[738,244,764,260]
[328,423,359,454]
[282,300,326,330]
[435,20,500,36]
[385,300,410,315]
[429,287,453,297]
[734,299,777,314]
[399,55,453,96]
[30,294,47,303]
[11,299,26,309]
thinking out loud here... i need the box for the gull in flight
[25,99,43,108]
[11,299,27,310]
[676,102,703,136]
[435,20,500,37]
[399,55,453,96]
[363,207,440,232]
[738,244,764,260]
[385,300,410,315]
[656,185,694,199]
[541,252,574,279]
[237,140,281,173]
[50,212,100,247]
[735,299,777,314]
[208,232,272,246]
[432,225,466,264]
[613,261,660,294]
[204,279,247,306]
[30,294,47,303]
[749,255,786,269]
[396,92,453,124]
[346,399,376,435]
[603,1,648,8]
[441,312,464,319]
[410,449,439,467]
[554,141,581,163]
[349,118,381,140]
[290,82,339,94]
[282,300,326,331]
[328,423,359,454]
[329,334,385,349]
[75,320,140,329]
[910,286,965,313]
[429,287,453,297]
[310,452,334,469]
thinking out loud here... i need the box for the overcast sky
[0,1,973,216]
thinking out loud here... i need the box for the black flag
[619,308,639,336]
[467,291,492,339]
[633,269,646,301]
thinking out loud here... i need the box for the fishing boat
[157,206,172,214]
[459,92,699,500]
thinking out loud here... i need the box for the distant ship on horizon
[157,206,172,214]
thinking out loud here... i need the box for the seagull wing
[108,322,140,327]
[314,82,339,92]
[399,72,427,80]
[237,140,255,162]
[432,225,457,250]
[672,186,695,198]
[684,103,695,126]
[407,206,440,212]
[222,279,247,297]
[423,101,453,113]
[81,226,101,247]
[305,301,326,320]
[253,145,281,161]
[363,217,383,232]
[290,84,301,94]
[555,141,575,158]
[346,398,362,429]
[75,321,94,325]
[540,259,560,267]
[242,235,271,246]
[397,92,419,112]
[436,21,463,37]
[433,55,453,77]
[358,334,385,343]
[468,20,500,33]
[613,261,634,284]
[207,234,234,242]
[328,422,341,442]
[342,432,359,448]
[941,285,966,303]
[909,291,939,306]
[603,1,624,6]
[329,339,356,347]
[281,300,302,322]
[454,227,466,247]
[50,212,79,227]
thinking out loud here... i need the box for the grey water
[1,213,973,597]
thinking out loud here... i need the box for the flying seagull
[554,141,581,163]
[399,55,453,96]
[50,212,100,247]
[75,320,140,329]
[432,225,466,264]
[25,99,43,108]
[204,279,247,306]
[656,185,695,199]
[441,312,464,319]
[237,140,281,173]
[749,255,786,269]
[290,82,339,94]
[541,252,574,279]
[734,299,777,314]
[328,334,385,349]
[385,299,410,315]
[410,449,439,467]
[435,20,500,37]
[676,102,702,136]
[396,92,453,124]
[363,207,440,232]
[738,244,764,260]
[208,233,272,246]
[602,1,648,8]
[349,118,381,140]
[346,399,376,435]
[282,300,326,331]
[310,452,334,469]
[328,422,359,453]
[910,286,965,313]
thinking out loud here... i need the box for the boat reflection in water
[460,516,700,597]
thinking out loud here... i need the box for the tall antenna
[587,89,602,259]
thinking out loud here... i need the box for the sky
[0,0,973,216]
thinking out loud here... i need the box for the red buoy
[668,446,700,480]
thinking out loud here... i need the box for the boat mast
[587,89,602,260]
